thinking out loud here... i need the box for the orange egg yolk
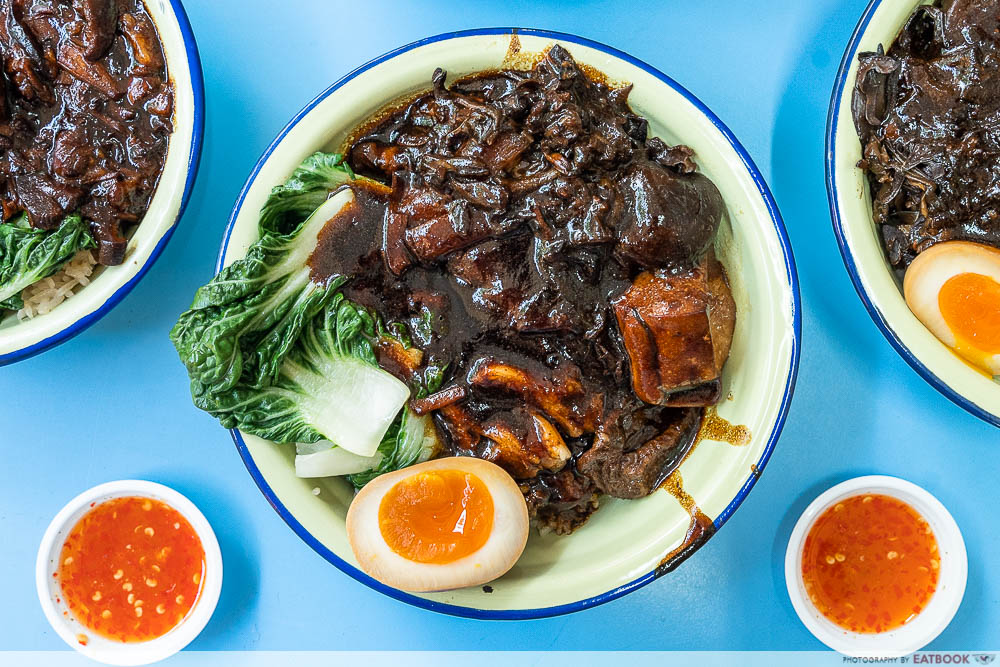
[378,469,494,565]
[939,272,1000,366]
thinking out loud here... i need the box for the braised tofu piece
[614,253,736,406]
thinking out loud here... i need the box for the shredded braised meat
[0,0,171,265]
[313,45,736,533]
[853,0,1000,273]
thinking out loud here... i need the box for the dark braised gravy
[853,0,1000,272]
[312,46,737,533]
[0,0,172,265]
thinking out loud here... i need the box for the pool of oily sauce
[312,43,751,538]
[656,409,752,575]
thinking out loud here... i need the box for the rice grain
[16,250,98,320]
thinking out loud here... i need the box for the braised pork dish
[173,45,736,534]
[0,0,171,318]
[853,0,1000,271]
[852,0,1000,379]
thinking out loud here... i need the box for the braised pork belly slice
[467,357,600,438]
[614,252,736,407]
[482,409,571,479]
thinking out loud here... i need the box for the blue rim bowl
[220,27,801,619]
[827,0,1000,428]
[0,0,205,367]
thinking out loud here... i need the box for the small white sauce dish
[35,480,222,666]
[785,475,967,658]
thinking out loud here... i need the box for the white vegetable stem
[295,441,382,477]
[286,351,409,456]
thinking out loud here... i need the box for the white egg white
[346,457,529,593]
[903,240,1000,374]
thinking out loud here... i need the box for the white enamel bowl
[36,481,222,666]
[0,0,204,366]
[827,0,1000,427]
[221,29,800,618]
[785,476,967,657]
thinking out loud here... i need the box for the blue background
[2,0,998,654]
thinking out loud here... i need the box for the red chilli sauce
[801,494,939,634]
[56,496,205,643]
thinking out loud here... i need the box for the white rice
[16,249,98,320]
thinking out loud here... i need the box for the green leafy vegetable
[346,407,439,488]
[258,152,356,236]
[189,294,410,456]
[0,214,94,310]
[172,150,440,483]
[172,189,356,394]
[295,439,383,478]
[294,406,439,485]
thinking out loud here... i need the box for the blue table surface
[3,0,999,653]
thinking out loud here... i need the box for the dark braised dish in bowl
[853,0,1000,272]
[173,45,737,534]
[851,0,1000,380]
[0,0,172,320]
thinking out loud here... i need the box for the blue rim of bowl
[826,0,1000,428]
[0,0,206,367]
[221,27,802,619]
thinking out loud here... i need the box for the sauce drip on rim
[378,470,494,564]
[56,496,205,643]
[801,494,939,634]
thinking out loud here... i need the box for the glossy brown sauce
[697,408,751,447]
[651,412,751,572]
[313,45,734,533]
[656,471,715,575]
[853,0,1000,272]
[0,0,172,265]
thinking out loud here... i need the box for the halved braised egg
[903,240,1000,375]
[346,457,529,592]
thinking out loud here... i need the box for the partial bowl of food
[0,0,204,365]
[785,475,966,657]
[36,480,222,666]
[172,29,799,617]
[828,0,1000,426]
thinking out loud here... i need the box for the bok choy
[189,293,410,457]
[259,151,357,236]
[0,213,95,310]
[171,151,437,484]
[173,188,357,395]
[295,409,438,483]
